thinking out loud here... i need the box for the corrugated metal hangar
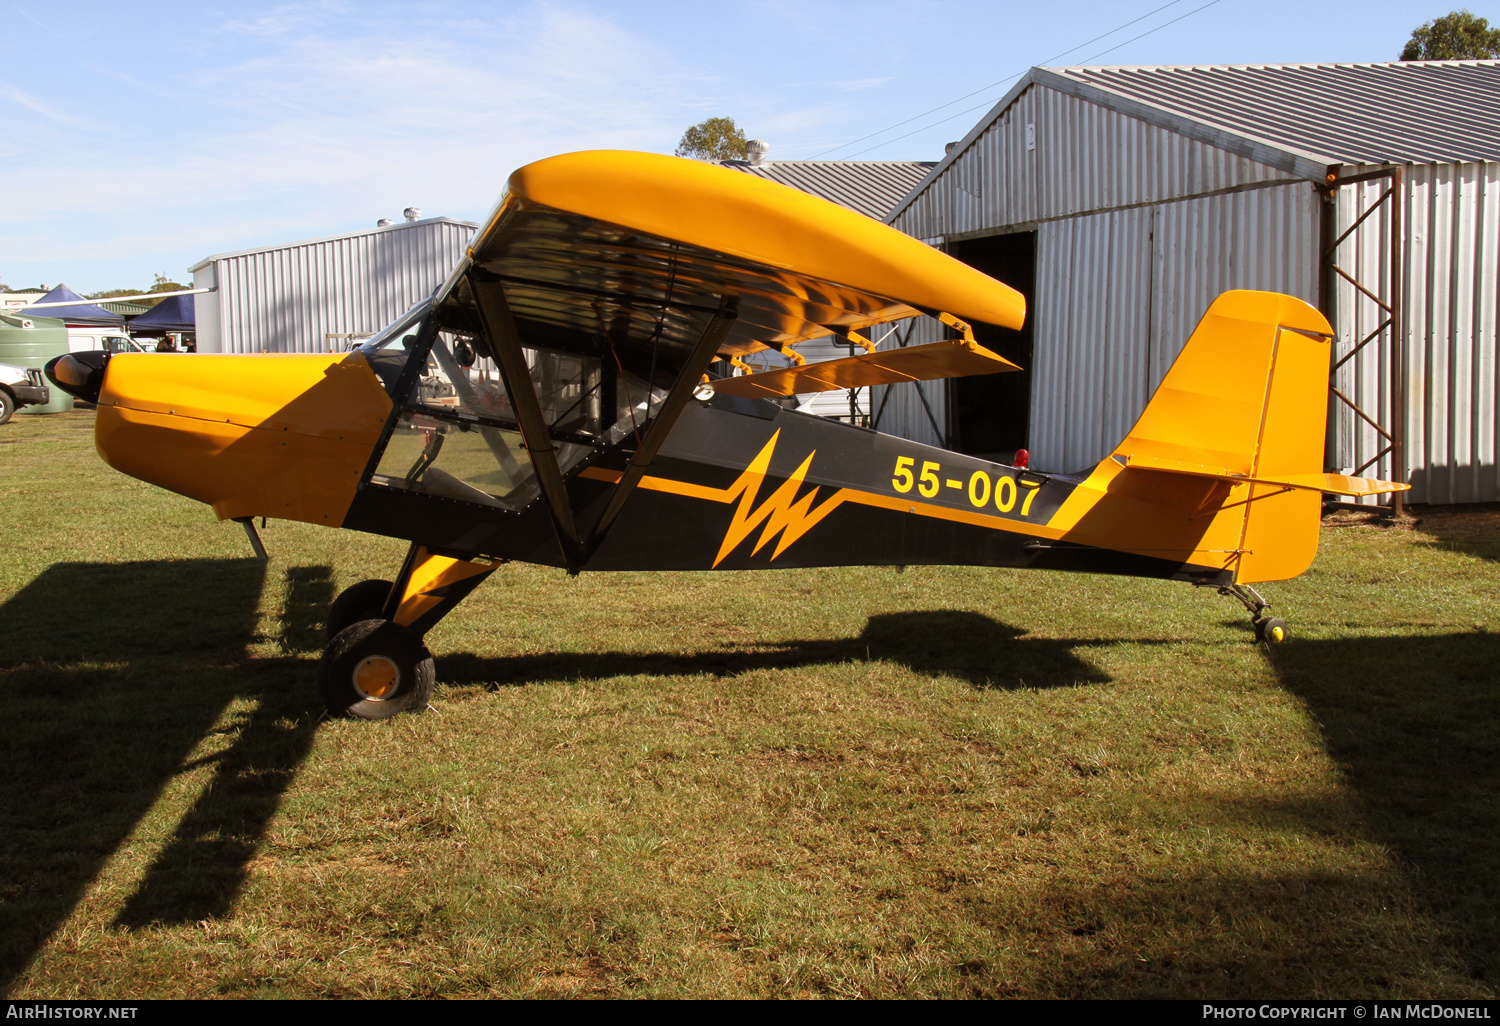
[190,211,476,355]
[878,59,1500,505]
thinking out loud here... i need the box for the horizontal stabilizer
[1122,452,1409,496]
[710,337,1020,399]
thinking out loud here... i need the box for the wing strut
[471,272,587,569]
[585,296,740,555]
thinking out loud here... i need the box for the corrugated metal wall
[1326,163,1500,503]
[1028,183,1321,470]
[1030,207,1152,470]
[895,85,1299,237]
[204,220,475,354]
[887,81,1323,473]
[1400,162,1498,503]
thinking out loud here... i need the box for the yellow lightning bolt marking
[645,429,846,567]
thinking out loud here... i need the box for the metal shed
[189,215,477,355]
[880,60,1500,505]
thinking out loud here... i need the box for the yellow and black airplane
[48,150,1405,719]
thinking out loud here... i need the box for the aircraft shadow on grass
[1266,633,1500,987]
[439,609,1121,693]
[0,559,1495,991]
[0,558,327,991]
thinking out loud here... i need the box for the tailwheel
[320,619,435,719]
[326,579,395,640]
[1255,617,1288,645]
[1212,582,1289,644]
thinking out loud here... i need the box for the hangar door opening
[947,231,1035,461]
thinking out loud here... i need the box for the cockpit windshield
[360,298,668,515]
[360,300,432,355]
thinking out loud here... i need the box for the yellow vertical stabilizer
[1057,291,1404,584]
[1122,292,1331,583]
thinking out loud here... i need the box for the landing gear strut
[1217,583,1288,644]
[319,544,499,718]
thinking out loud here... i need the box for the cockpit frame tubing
[469,271,585,570]
[583,295,739,558]
[355,305,442,494]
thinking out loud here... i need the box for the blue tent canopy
[19,284,124,326]
[127,294,195,333]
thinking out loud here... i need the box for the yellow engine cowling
[94,352,393,526]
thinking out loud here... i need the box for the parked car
[0,360,50,425]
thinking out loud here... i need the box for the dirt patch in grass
[1324,508,1419,530]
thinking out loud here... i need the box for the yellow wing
[438,150,1025,368]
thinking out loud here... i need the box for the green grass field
[0,409,1496,998]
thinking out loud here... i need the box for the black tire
[320,619,435,719]
[1256,617,1288,644]
[0,389,14,426]
[326,579,395,640]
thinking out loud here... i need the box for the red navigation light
[1014,448,1029,469]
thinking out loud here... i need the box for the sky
[1,0,1492,294]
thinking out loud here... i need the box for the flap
[710,338,1020,399]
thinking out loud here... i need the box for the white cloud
[0,82,94,129]
[1,3,724,284]
[833,77,894,92]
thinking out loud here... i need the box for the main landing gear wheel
[1255,617,1288,645]
[320,619,434,719]
[326,579,395,640]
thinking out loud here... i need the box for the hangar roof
[892,60,1500,222]
[1053,60,1500,166]
[723,159,935,220]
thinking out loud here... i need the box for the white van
[66,328,154,355]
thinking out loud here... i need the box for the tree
[85,275,188,307]
[675,117,748,161]
[149,273,188,296]
[1400,9,1500,60]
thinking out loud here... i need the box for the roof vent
[747,139,769,166]
[403,207,422,223]
[377,218,394,227]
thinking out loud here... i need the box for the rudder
[1057,291,1404,585]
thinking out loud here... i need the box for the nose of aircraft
[45,351,110,404]
[74,350,394,527]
